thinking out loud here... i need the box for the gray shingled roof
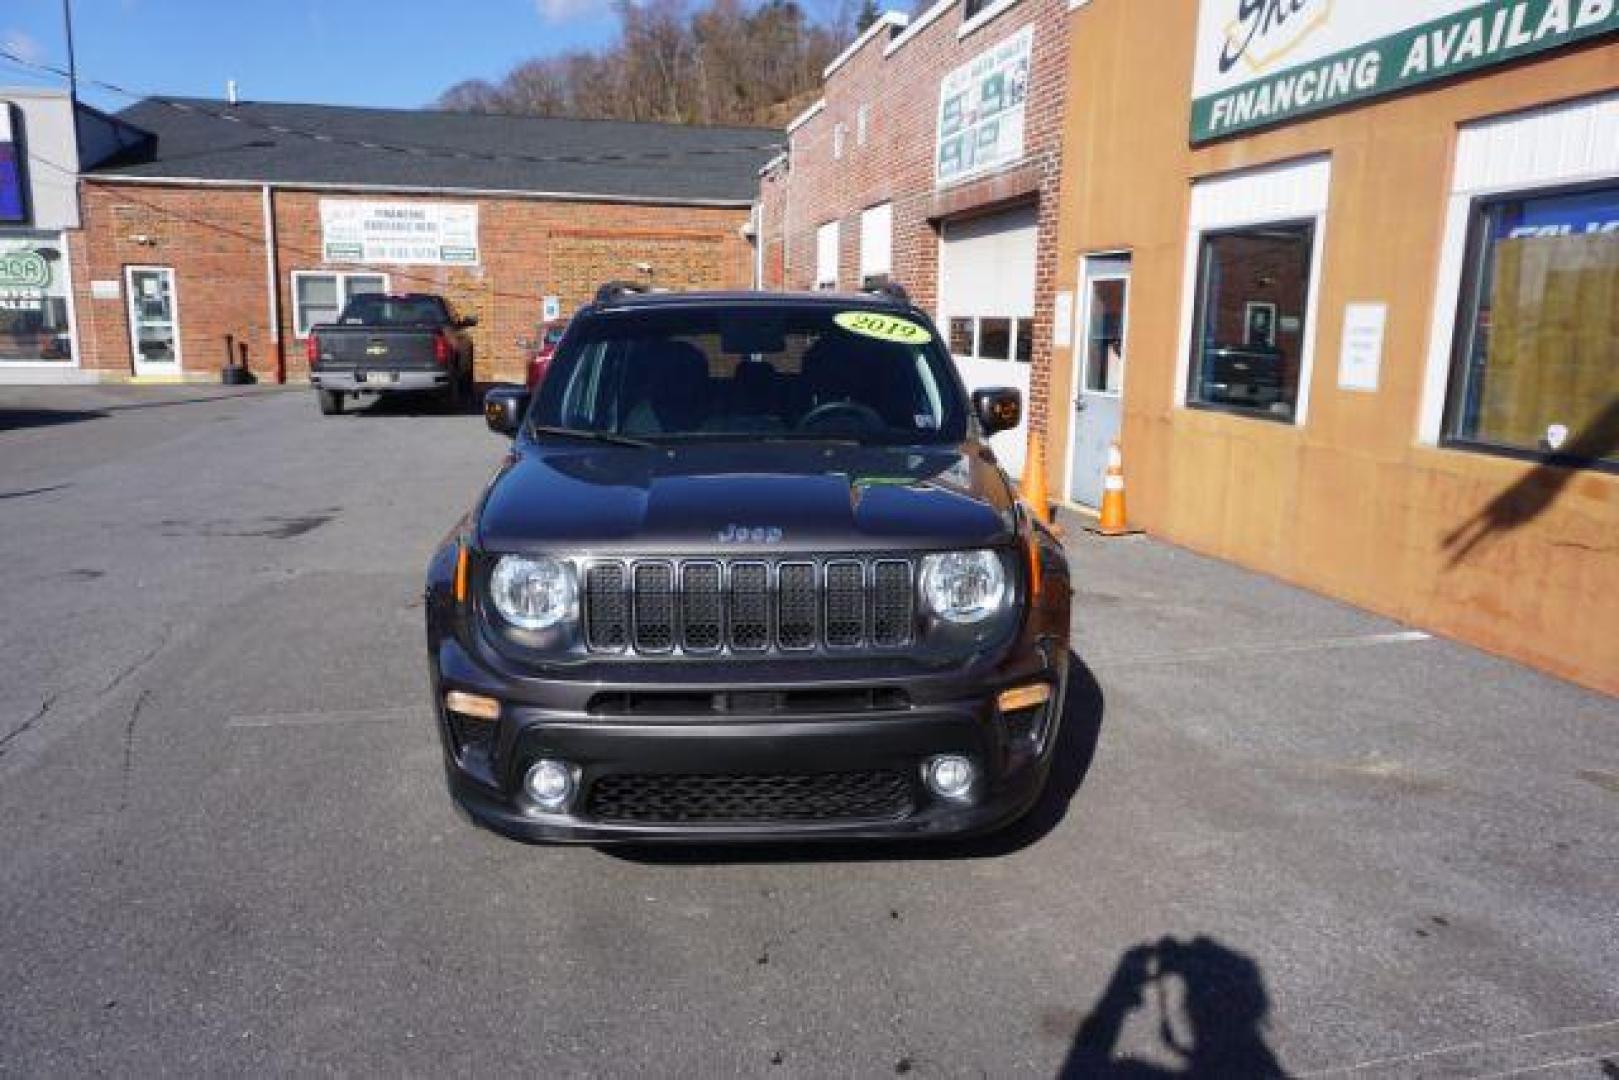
[89,98,781,204]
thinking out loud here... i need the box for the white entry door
[938,205,1037,477]
[125,266,182,376]
[1067,255,1131,507]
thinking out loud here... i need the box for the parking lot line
[1297,1017,1619,1077]
[226,707,420,730]
[1090,630,1432,669]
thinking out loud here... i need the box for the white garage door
[938,204,1037,476]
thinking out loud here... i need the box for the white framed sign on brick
[935,25,1033,187]
[319,199,480,266]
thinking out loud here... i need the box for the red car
[523,324,566,390]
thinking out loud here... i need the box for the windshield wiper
[529,425,657,450]
[754,434,865,446]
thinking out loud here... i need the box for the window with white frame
[1177,156,1330,426]
[1186,221,1315,421]
[860,202,893,288]
[292,271,388,337]
[856,104,870,148]
[1442,183,1619,467]
[1424,94,1619,471]
[815,221,840,290]
[833,122,846,161]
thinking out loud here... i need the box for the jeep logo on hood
[718,524,783,544]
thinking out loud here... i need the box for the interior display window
[978,317,1011,360]
[1015,317,1034,364]
[947,315,1035,363]
[1186,221,1314,422]
[0,235,75,363]
[293,271,388,337]
[949,317,975,356]
[1444,183,1619,468]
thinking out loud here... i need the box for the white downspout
[753,202,764,290]
[261,184,282,382]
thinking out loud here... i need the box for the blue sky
[0,0,627,113]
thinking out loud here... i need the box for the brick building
[757,0,1077,476]
[2,93,774,385]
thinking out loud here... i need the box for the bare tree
[437,0,842,126]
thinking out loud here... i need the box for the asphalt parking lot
[1,385,1615,1077]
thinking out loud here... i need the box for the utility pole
[62,0,80,108]
[62,0,83,226]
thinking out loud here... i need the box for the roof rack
[594,280,653,305]
[863,281,910,306]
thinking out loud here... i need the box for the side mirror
[972,387,1022,436]
[484,385,530,436]
[458,315,479,329]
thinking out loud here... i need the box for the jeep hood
[476,442,1017,554]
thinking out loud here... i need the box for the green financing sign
[1192,0,1619,143]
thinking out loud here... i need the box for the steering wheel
[797,400,884,432]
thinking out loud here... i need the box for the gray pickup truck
[307,293,477,415]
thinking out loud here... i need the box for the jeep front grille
[581,557,914,655]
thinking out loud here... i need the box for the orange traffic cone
[1086,440,1142,537]
[1020,432,1053,527]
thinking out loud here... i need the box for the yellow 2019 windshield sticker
[833,311,933,345]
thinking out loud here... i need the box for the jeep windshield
[530,305,969,446]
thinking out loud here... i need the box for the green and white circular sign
[0,249,50,290]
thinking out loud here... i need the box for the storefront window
[1186,222,1314,422]
[0,233,75,363]
[1444,183,1619,468]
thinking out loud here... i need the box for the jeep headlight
[489,555,577,631]
[919,550,1008,624]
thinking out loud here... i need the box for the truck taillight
[434,332,452,365]
[305,333,319,364]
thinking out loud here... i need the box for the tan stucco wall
[1049,1,1619,694]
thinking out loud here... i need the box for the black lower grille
[585,770,914,823]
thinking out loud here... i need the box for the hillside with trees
[437,0,890,128]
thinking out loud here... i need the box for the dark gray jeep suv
[424,284,1072,843]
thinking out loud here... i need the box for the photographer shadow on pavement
[1060,936,1287,1079]
[605,650,1105,865]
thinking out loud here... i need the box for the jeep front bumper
[428,637,1070,844]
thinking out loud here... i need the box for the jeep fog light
[524,759,577,812]
[924,755,977,801]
